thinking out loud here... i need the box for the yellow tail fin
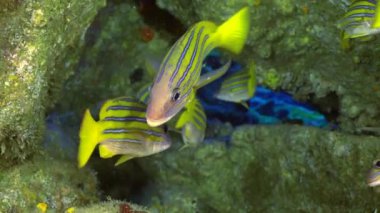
[372,2,380,28]
[78,109,99,168]
[215,6,250,54]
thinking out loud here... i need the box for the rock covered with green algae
[0,0,106,167]
[155,0,380,133]
[139,125,380,212]
[74,200,149,213]
[0,154,98,212]
[58,1,170,113]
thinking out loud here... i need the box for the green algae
[0,154,98,212]
[137,125,380,212]
[58,1,169,114]
[74,200,149,213]
[0,0,106,167]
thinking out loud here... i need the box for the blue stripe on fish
[176,27,204,88]
[115,97,141,103]
[156,37,184,84]
[347,12,375,18]
[225,82,246,91]
[223,74,249,87]
[193,115,204,128]
[103,138,142,143]
[365,0,377,4]
[349,5,375,11]
[106,106,146,112]
[103,128,164,137]
[343,21,370,29]
[169,29,196,85]
[194,105,206,121]
[182,34,210,94]
[104,116,146,122]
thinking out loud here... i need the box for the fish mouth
[146,116,171,127]
[368,179,380,187]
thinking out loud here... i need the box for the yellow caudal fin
[78,109,99,168]
[372,2,380,28]
[114,155,134,166]
[215,6,250,54]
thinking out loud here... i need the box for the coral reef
[155,0,380,133]
[2,0,380,211]
[0,0,106,167]
[139,125,380,212]
[57,1,170,113]
[75,200,149,213]
[0,154,98,212]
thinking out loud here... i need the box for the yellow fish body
[37,202,48,213]
[338,0,380,39]
[146,7,250,127]
[78,97,171,168]
[215,61,256,108]
[175,97,207,147]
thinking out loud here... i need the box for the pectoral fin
[195,59,231,89]
[241,101,249,109]
[115,155,135,166]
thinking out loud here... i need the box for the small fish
[146,7,250,127]
[65,207,75,213]
[37,202,48,213]
[78,97,171,168]
[337,0,380,39]
[175,97,206,148]
[367,159,380,187]
[215,61,256,108]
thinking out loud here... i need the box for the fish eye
[171,88,180,102]
[374,160,380,168]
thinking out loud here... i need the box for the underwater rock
[0,0,106,167]
[59,1,170,113]
[155,0,380,133]
[0,154,98,212]
[74,200,149,213]
[139,125,380,212]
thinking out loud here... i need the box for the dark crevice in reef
[308,91,340,125]
[134,0,186,37]
[92,156,152,204]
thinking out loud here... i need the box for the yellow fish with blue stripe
[175,96,207,148]
[146,7,250,127]
[78,97,171,167]
[338,0,380,39]
[215,61,256,109]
